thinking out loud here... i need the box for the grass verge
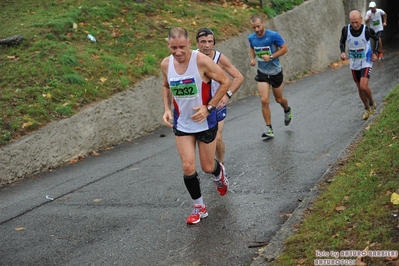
[270,84,399,265]
[0,0,304,146]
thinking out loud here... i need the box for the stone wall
[0,0,367,186]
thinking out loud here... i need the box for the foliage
[272,84,399,265]
[0,0,303,146]
[263,0,304,18]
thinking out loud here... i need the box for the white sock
[193,196,204,207]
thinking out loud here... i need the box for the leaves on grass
[111,28,122,38]
[391,192,399,205]
[355,246,369,266]
[22,121,34,129]
[297,258,307,265]
[0,0,260,146]
[335,205,346,211]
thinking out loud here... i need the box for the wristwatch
[207,104,215,113]
[269,55,274,60]
[226,90,233,99]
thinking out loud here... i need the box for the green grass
[271,84,399,265]
[0,0,305,146]
[263,0,303,18]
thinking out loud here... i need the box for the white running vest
[167,50,215,133]
[346,25,373,70]
[211,51,221,96]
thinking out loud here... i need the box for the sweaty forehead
[170,34,187,41]
[169,36,188,46]
[198,34,214,41]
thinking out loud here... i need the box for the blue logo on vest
[354,41,359,46]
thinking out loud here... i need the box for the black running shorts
[351,67,372,83]
[255,70,283,88]
[173,125,218,144]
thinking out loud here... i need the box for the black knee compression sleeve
[183,172,201,200]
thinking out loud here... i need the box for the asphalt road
[1,40,398,266]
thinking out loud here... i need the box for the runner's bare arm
[216,54,244,108]
[161,57,173,127]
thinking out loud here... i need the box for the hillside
[1,0,275,146]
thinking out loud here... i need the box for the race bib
[349,48,366,60]
[255,46,271,59]
[169,77,199,99]
[372,20,381,26]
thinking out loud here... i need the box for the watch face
[227,91,233,97]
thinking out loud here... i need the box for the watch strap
[207,104,215,113]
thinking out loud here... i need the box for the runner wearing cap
[365,1,387,59]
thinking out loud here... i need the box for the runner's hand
[191,105,208,124]
[163,110,173,128]
[217,95,228,109]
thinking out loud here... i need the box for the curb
[250,105,382,265]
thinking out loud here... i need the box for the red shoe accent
[213,163,229,196]
[186,204,208,225]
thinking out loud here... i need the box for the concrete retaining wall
[0,0,367,186]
